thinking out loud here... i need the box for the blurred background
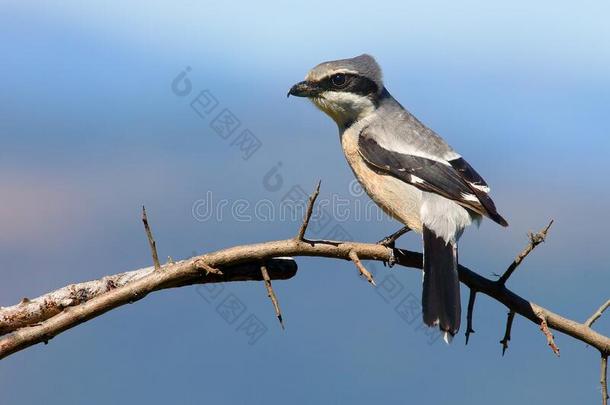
[1,1,609,404]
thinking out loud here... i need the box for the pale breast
[341,127,423,232]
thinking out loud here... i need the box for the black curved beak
[287,81,320,98]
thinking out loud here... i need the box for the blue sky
[1,1,609,404]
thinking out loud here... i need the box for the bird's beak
[287,81,320,98]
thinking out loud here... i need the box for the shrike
[288,54,508,341]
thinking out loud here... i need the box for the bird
[288,54,508,342]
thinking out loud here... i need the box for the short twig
[465,289,477,345]
[296,180,321,241]
[538,314,560,356]
[498,220,554,285]
[141,206,161,271]
[260,264,284,329]
[499,310,516,356]
[348,250,376,286]
[586,299,610,328]
[195,260,223,276]
[601,354,608,405]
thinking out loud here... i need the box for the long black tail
[422,226,461,341]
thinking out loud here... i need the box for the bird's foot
[377,226,411,248]
[378,226,410,268]
[385,247,397,268]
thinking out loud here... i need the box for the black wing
[358,132,508,227]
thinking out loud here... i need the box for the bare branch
[587,299,610,328]
[465,289,476,345]
[261,264,284,329]
[602,354,608,405]
[498,220,553,285]
[1,238,608,362]
[0,259,295,338]
[141,206,161,271]
[538,314,560,356]
[296,180,321,241]
[348,250,376,286]
[499,310,515,356]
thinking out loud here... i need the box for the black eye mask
[318,73,379,96]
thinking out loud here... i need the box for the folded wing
[358,128,508,227]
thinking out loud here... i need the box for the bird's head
[288,54,384,128]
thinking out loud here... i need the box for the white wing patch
[410,175,425,184]
[468,182,490,193]
[375,135,452,165]
[372,129,462,166]
[460,192,479,202]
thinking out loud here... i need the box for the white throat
[310,91,376,128]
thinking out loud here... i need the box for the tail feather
[422,225,461,339]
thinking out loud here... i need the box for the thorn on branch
[195,260,223,276]
[498,219,554,286]
[538,314,560,356]
[602,354,608,405]
[296,180,321,241]
[586,299,610,328]
[348,250,376,286]
[499,310,515,356]
[260,264,284,330]
[465,289,477,345]
[141,206,161,271]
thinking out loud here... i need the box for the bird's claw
[377,236,396,248]
[377,226,410,248]
[386,247,397,268]
[378,226,409,267]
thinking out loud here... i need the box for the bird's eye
[330,73,347,88]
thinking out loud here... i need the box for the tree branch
[348,250,376,286]
[260,263,284,329]
[1,238,608,360]
[538,313,560,356]
[0,259,295,338]
[465,288,477,345]
[602,354,609,405]
[296,180,321,241]
[498,220,553,285]
[141,206,161,271]
[587,300,610,328]
[499,310,515,356]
